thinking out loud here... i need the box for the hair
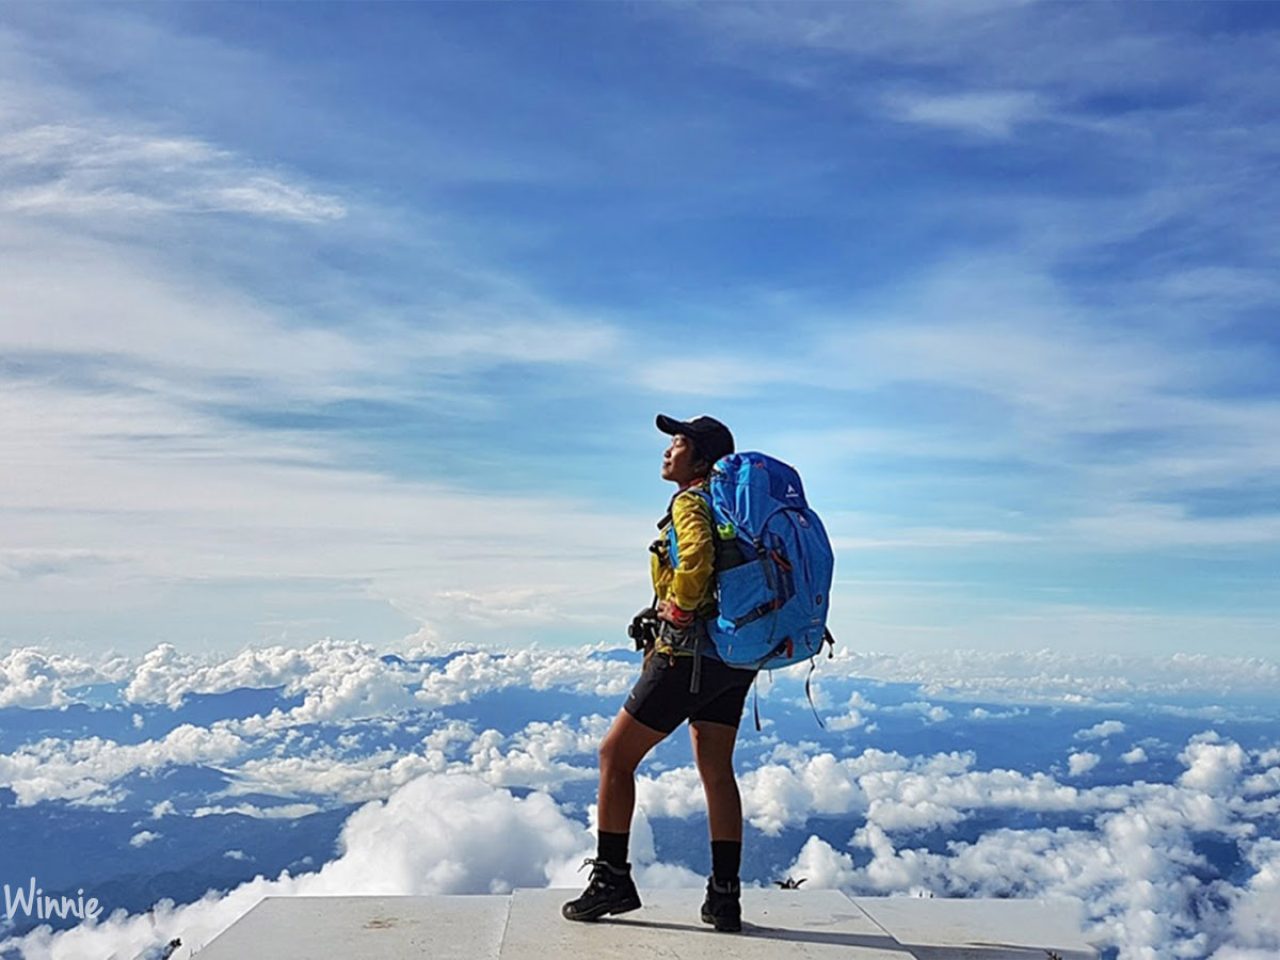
[685,438,711,473]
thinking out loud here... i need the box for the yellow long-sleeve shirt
[650,478,717,656]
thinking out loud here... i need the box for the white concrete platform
[195,895,510,959]
[195,890,1099,960]
[504,888,907,959]
[852,896,1098,959]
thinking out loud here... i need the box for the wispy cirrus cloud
[1,2,1277,660]
[0,123,345,222]
[883,89,1044,138]
[0,64,634,654]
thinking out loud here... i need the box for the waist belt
[658,619,709,694]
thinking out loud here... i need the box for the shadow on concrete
[607,916,912,953]
[605,917,1097,960]
[908,948,1096,960]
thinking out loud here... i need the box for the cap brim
[656,414,691,436]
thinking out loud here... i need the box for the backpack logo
[786,484,799,497]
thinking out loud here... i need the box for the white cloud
[890,701,951,724]
[835,796,1257,957]
[969,706,1029,720]
[828,647,1280,704]
[1256,748,1280,767]
[632,355,810,398]
[831,527,1040,550]
[710,726,1275,956]
[885,90,1043,138]
[6,638,1279,827]
[825,690,876,731]
[116,640,635,728]
[1076,720,1126,741]
[1122,747,1148,765]
[0,773,590,960]
[644,745,1121,837]
[1212,838,1280,956]
[0,653,1275,960]
[1240,770,1280,799]
[193,803,320,820]
[1,0,1276,673]
[0,647,102,708]
[220,711,609,806]
[782,834,859,891]
[1069,504,1280,550]
[0,353,645,653]
[807,254,1280,559]
[222,750,447,807]
[128,830,160,847]
[308,774,586,894]
[0,81,636,656]
[1179,733,1249,794]
[414,648,635,710]
[211,176,345,222]
[0,723,246,806]
[1068,752,1101,777]
[0,123,345,222]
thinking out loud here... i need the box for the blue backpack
[690,452,835,668]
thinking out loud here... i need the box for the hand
[656,600,694,627]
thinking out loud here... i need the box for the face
[661,434,705,485]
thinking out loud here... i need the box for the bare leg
[690,719,745,932]
[563,709,666,922]
[690,719,743,842]
[597,708,668,834]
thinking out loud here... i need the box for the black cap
[656,414,735,466]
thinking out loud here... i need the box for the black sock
[711,839,741,882]
[597,830,629,868]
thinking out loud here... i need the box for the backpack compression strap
[755,628,836,732]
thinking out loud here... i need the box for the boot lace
[577,857,616,894]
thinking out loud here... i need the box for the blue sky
[1,3,1278,658]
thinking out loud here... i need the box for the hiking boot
[561,858,642,922]
[700,875,742,932]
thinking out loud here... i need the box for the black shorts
[624,652,758,734]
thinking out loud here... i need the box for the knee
[698,765,739,795]
[600,739,636,777]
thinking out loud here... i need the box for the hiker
[562,414,758,933]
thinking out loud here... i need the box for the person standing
[562,414,758,932]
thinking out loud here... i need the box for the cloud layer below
[0,638,1276,959]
